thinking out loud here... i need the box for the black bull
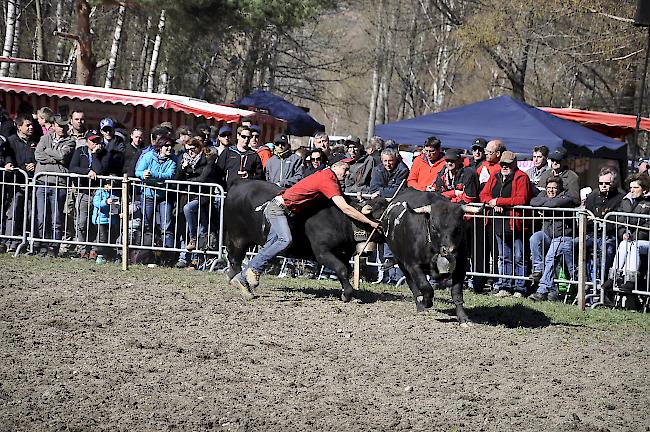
[364,188,474,325]
[223,180,377,301]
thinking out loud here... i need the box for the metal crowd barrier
[0,167,30,256]
[599,212,650,309]
[26,172,226,267]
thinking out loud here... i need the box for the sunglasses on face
[219,134,230,138]
[312,157,321,161]
[239,134,252,140]
[599,182,612,186]
[501,162,515,168]
[251,134,260,139]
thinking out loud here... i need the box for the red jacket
[256,146,272,169]
[407,155,445,191]
[479,168,533,231]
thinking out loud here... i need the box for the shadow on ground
[437,304,552,328]
[274,286,410,304]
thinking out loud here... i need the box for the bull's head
[412,202,477,276]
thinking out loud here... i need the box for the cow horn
[460,204,483,214]
[361,204,373,215]
[413,205,431,214]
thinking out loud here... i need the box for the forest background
[0,0,646,154]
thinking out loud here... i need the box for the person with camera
[68,130,115,259]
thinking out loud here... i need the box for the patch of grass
[3,254,649,331]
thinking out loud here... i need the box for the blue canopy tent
[375,96,625,157]
[233,90,325,137]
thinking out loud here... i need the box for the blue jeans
[141,195,174,248]
[538,236,575,294]
[583,235,616,282]
[383,243,404,283]
[36,185,67,251]
[495,232,526,292]
[246,201,292,274]
[184,198,208,240]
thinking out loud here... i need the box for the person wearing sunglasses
[248,124,272,169]
[469,138,487,170]
[303,149,328,178]
[537,147,579,205]
[266,134,303,187]
[480,151,533,298]
[215,126,263,189]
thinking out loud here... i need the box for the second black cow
[364,188,476,326]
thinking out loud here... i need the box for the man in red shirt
[476,139,505,188]
[230,159,380,297]
[407,136,445,191]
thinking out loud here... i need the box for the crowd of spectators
[0,102,648,308]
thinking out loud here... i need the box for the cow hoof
[416,303,426,313]
[341,288,353,302]
[423,297,433,309]
[459,321,474,328]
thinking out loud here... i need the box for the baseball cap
[53,114,69,126]
[444,148,462,161]
[99,118,114,130]
[218,125,232,136]
[274,133,289,146]
[340,157,355,164]
[500,151,517,164]
[85,129,101,142]
[249,125,262,134]
[471,138,487,150]
[549,147,567,162]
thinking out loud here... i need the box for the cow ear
[460,204,483,214]
[413,205,431,214]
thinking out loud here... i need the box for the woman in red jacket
[479,151,533,297]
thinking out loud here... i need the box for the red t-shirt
[281,168,342,214]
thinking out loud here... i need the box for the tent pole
[634,26,650,160]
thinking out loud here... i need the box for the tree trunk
[158,53,168,93]
[33,0,45,80]
[60,42,76,82]
[132,16,151,90]
[0,0,19,77]
[380,0,400,123]
[105,4,126,88]
[54,0,65,63]
[7,0,20,77]
[367,0,386,141]
[75,0,96,85]
[147,9,166,93]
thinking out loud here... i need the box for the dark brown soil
[0,256,648,431]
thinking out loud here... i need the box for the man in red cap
[230,159,379,298]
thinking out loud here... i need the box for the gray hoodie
[265,153,304,188]
[34,133,75,185]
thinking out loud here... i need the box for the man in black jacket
[99,118,125,175]
[68,130,114,258]
[528,176,577,301]
[2,115,37,251]
[215,126,263,190]
[584,167,624,287]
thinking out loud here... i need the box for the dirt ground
[0,256,649,432]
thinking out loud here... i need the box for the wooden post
[121,174,129,271]
[353,254,361,291]
[577,210,587,310]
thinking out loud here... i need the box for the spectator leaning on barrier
[476,139,505,188]
[528,176,577,302]
[266,134,303,188]
[433,148,480,203]
[407,136,445,191]
[603,173,650,296]
[2,115,37,252]
[215,126,263,190]
[480,150,533,298]
[92,182,121,265]
[68,130,114,259]
[469,138,487,170]
[526,145,550,192]
[174,136,216,267]
[583,167,624,286]
[538,147,579,205]
[34,114,76,257]
[135,135,178,252]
